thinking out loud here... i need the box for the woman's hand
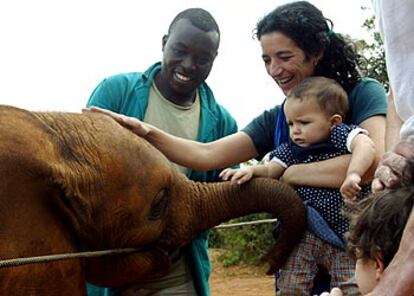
[83,106,150,137]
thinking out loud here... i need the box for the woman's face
[260,31,320,95]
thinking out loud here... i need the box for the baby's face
[355,257,378,294]
[284,97,333,147]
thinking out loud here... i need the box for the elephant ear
[46,159,100,243]
[0,107,99,244]
[0,106,89,294]
[31,111,104,243]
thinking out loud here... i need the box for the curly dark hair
[255,1,365,92]
[346,186,414,267]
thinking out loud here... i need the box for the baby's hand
[340,173,362,201]
[219,168,253,184]
[320,287,343,296]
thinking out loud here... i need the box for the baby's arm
[340,133,376,200]
[220,161,286,184]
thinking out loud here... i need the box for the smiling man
[85,8,237,296]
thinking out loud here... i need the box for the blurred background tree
[356,13,389,90]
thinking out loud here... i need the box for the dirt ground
[209,249,275,296]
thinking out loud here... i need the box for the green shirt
[86,62,238,296]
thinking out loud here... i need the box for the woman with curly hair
[87,1,387,294]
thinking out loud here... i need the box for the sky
[0,0,373,127]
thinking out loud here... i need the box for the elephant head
[0,105,305,295]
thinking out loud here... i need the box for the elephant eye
[149,188,169,221]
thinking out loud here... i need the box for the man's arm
[371,90,406,192]
[282,116,385,188]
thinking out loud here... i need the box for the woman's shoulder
[348,77,387,105]
[349,77,386,97]
[346,78,387,124]
[242,104,282,159]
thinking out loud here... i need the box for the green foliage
[357,15,389,90]
[209,213,275,266]
[208,228,225,248]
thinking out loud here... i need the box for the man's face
[160,18,219,96]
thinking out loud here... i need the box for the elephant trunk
[166,176,306,274]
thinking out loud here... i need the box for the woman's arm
[85,106,259,171]
[146,128,259,171]
[282,115,385,188]
[281,154,350,188]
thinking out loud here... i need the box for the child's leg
[323,243,355,289]
[277,231,319,295]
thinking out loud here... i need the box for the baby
[220,76,376,294]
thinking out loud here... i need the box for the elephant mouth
[151,242,180,267]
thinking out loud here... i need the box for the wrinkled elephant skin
[0,105,306,295]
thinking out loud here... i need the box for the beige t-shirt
[144,82,200,175]
[131,82,200,292]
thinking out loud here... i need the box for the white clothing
[372,0,414,139]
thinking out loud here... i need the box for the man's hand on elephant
[372,138,414,193]
[83,107,151,137]
[219,168,253,184]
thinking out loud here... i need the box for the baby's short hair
[287,76,349,118]
[346,186,414,266]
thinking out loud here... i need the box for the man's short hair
[168,8,220,37]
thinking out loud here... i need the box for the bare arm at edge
[281,115,385,188]
[385,88,403,150]
[371,89,404,192]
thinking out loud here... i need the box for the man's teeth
[279,78,291,84]
[176,73,190,81]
